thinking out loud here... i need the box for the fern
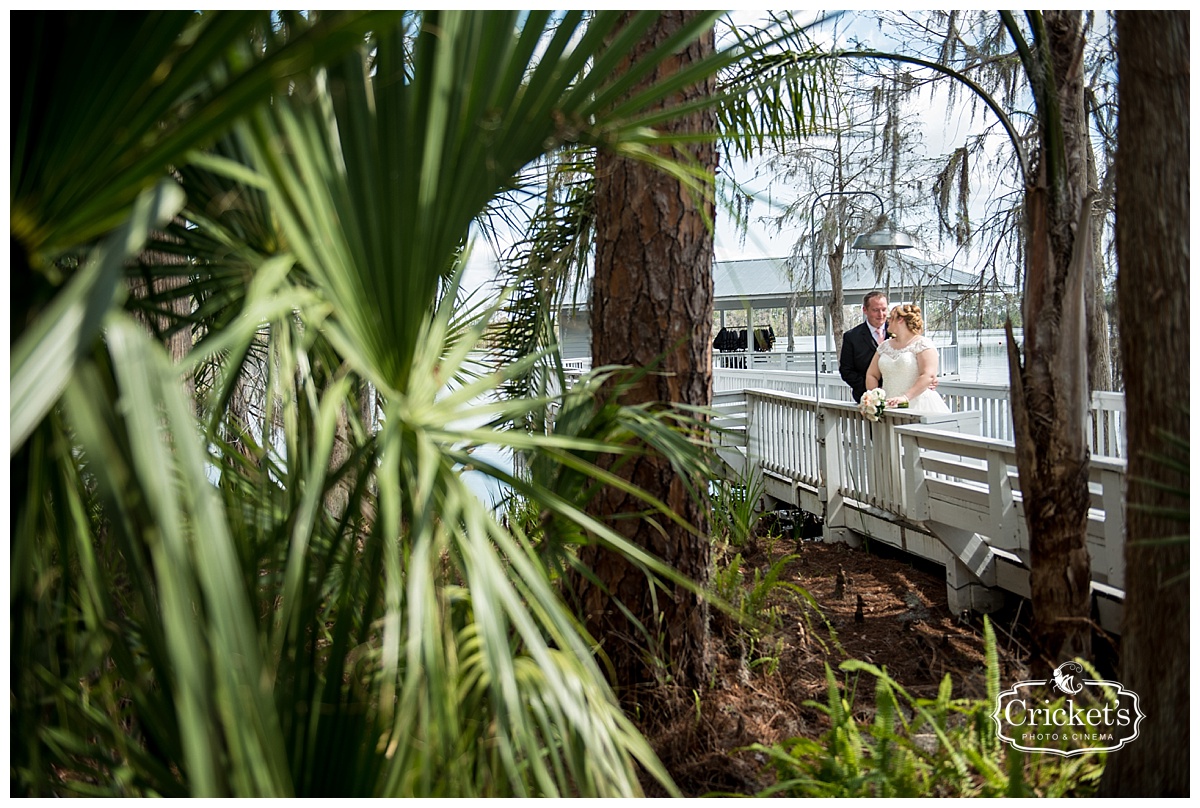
[710,466,767,547]
[751,618,1107,797]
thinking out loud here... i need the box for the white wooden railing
[713,367,1125,459]
[895,427,1126,586]
[714,349,841,373]
[713,344,961,376]
[895,424,1125,630]
[733,390,981,515]
[574,359,1126,461]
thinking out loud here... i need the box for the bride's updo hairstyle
[891,304,924,334]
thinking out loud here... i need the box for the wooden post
[901,431,929,521]
[1098,462,1126,589]
[986,447,1018,552]
[819,403,851,544]
[745,304,753,368]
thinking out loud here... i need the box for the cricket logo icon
[992,662,1144,756]
[1051,662,1085,696]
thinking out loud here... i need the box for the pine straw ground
[632,514,1068,798]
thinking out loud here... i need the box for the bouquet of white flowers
[859,388,887,421]
[859,388,910,421]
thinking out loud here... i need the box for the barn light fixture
[851,228,916,251]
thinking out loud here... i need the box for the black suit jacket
[839,321,881,403]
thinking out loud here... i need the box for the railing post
[901,431,928,521]
[1099,465,1126,588]
[881,415,905,512]
[943,342,959,376]
[986,448,1019,553]
[744,390,759,475]
[819,403,848,542]
[740,390,770,512]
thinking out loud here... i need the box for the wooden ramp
[712,387,1126,634]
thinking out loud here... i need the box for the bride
[864,303,951,414]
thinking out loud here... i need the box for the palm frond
[13,10,753,797]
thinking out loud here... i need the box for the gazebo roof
[713,253,994,311]
[559,252,1003,313]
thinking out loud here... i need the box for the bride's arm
[864,351,883,392]
[887,347,940,407]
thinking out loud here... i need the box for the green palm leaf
[12,11,393,270]
[11,180,184,451]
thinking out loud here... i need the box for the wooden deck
[712,383,1126,634]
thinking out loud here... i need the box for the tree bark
[579,11,715,700]
[132,227,195,405]
[1007,11,1093,673]
[826,137,848,352]
[1100,10,1189,797]
[1084,133,1114,391]
[826,239,846,352]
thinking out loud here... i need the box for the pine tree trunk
[579,10,715,700]
[1100,10,1189,797]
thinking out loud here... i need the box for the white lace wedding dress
[877,336,951,414]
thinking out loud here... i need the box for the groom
[839,290,890,403]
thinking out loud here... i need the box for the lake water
[933,328,1017,385]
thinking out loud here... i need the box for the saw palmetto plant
[10,10,762,797]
